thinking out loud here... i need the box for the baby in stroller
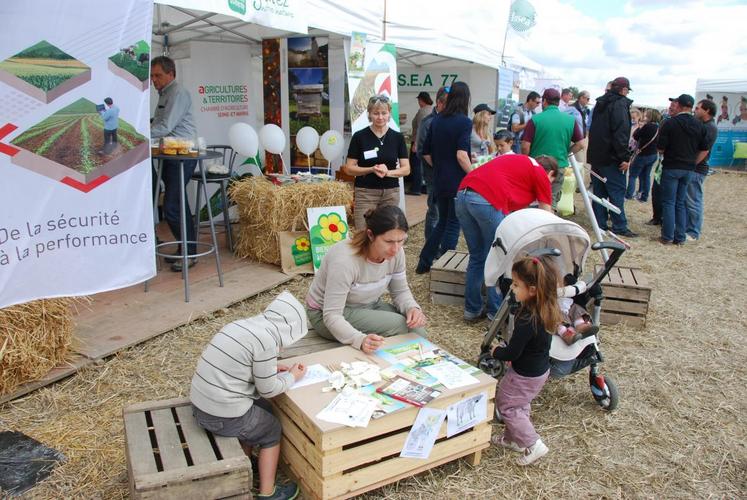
[556,273,598,345]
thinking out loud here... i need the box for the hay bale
[230,176,353,264]
[0,298,76,396]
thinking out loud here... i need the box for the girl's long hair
[441,81,470,117]
[512,256,562,334]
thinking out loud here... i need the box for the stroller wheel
[478,352,505,378]
[589,374,619,411]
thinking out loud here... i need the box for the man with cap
[587,77,637,237]
[471,103,497,158]
[408,91,433,195]
[521,88,584,208]
[656,94,710,245]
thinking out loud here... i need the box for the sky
[503,0,747,107]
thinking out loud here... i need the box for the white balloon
[228,122,258,157]
[296,126,320,156]
[319,130,344,162]
[259,124,286,154]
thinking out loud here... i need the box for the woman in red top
[454,154,558,321]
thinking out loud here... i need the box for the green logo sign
[509,0,536,33]
[228,0,246,15]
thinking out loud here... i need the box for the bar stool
[192,145,237,252]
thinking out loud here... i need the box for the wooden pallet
[595,265,651,328]
[123,397,252,500]
[270,334,495,500]
[430,250,469,305]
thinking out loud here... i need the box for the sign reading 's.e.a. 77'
[398,73,459,90]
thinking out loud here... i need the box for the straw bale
[0,298,76,395]
[229,176,353,264]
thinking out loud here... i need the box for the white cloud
[504,0,747,106]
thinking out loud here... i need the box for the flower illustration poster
[306,205,348,272]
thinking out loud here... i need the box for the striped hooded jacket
[190,291,307,418]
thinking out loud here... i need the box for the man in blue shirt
[99,97,119,154]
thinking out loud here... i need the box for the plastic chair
[730,141,747,168]
[192,145,237,252]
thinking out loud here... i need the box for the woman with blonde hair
[344,95,410,229]
[626,108,662,202]
[471,104,497,158]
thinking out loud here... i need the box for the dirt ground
[1,171,745,499]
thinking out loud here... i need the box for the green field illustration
[0,40,91,103]
[12,98,147,178]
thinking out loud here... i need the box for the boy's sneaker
[491,434,525,452]
[516,439,548,466]
[257,482,299,500]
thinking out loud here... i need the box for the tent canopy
[696,79,747,94]
[152,0,531,71]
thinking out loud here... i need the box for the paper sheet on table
[446,392,488,437]
[422,362,480,390]
[289,364,331,390]
[316,391,378,427]
[400,407,447,459]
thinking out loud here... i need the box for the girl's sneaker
[491,434,525,452]
[516,439,548,466]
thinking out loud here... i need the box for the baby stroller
[477,208,626,411]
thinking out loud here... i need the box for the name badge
[363,148,378,160]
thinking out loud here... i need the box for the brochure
[376,376,441,407]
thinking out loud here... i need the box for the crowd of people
[180,74,721,498]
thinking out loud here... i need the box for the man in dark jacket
[587,77,637,237]
[656,94,710,245]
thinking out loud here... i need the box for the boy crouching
[190,291,307,500]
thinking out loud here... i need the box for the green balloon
[509,0,537,33]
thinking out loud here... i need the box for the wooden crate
[430,250,469,305]
[595,265,651,328]
[123,397,252,500]
[271,334,495,500]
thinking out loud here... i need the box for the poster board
[306,205,349,271]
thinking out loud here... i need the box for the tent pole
[383,0,387,40]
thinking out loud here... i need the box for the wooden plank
[602,298,649,315]
[275,408,324,472]
[214,434,246,460]
[431,293,464,306]
[602,286,650,302]
[174,405,217,466]
[432,250,459,270]
[616,266,636,285]
[279,330,339,359]
[600,311,646,328]
[279,436,326,497]
[455,253,470,273]
[124,411,159,479]
[630,267,650,287]
[429,281,465,295]
[151,408,189,471]
[271,397,324,448]
[74,262,292,361]
[135,456,251,496]
[125,397,191,415]
[429,269,466,285]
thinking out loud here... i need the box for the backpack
[509,106,526,129]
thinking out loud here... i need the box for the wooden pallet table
[123,397,252,499]
[429,250,469,305]
[270,333,496,500]
[595,265,651,328]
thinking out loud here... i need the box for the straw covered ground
[1,172,745,498]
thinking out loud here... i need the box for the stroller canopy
[485,208,591,286]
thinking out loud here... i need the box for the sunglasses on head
[369,94,390,104]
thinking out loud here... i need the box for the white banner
[0,0,155,308]
[157,0,308,34]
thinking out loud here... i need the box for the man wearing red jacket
[455,154,558,321]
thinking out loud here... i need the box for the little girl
[491,255,561,466]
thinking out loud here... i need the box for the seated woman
[305,205,427,354]
[343,94,410,230]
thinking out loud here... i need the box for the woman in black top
[626,108,662,202]
[344,95,410,230]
